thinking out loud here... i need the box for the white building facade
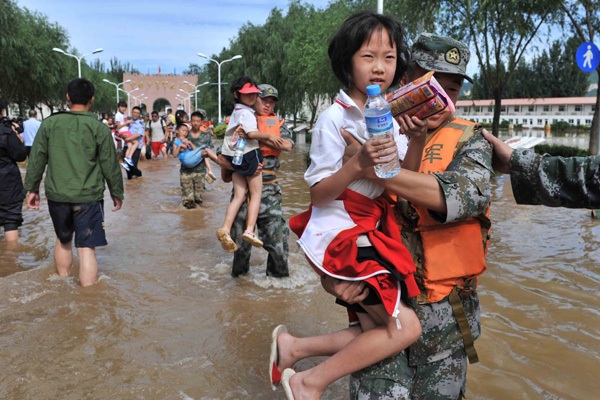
[455,97,596,129]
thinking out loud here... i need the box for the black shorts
[223,148,263,176]
[335,246,404,314]
[0,201,23,232]
[48,200,108,248]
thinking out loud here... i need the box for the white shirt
[305,89,408,200]
[22,117,41,146]
[115,111,128,133]
[148,120,165,142]
[222,104,260,156]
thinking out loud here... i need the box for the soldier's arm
[429,132,493,222]
[510,150,600,208]
[345,137,448,212]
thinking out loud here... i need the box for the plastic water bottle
[364,84,400,178]
[232,137,246,165]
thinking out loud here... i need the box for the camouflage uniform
[230,124,293,277]
[180,129,212,207]
[510,149,600,208]
[348,30,493,400]
[350,129,493,400]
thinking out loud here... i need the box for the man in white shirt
[22,109,41,156]
[144,111,168,160]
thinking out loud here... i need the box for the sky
[16,0,331,75]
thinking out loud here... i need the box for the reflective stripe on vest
[413,118,489,304]
[257,115,283,158]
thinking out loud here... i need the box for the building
[455,97,596,129]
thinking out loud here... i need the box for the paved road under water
[1,144,598,399]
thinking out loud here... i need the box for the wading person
[0,101,27,242]
[226,84,293,278]
[24,78,123,287]
[321,33,494,399]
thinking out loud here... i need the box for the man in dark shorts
[24,78,124,287]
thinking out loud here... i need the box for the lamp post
[124,88,139,107]
[183,80,210,111]
[176,94,188,111]
[132,94,145,106]
[197,53,242,123]
[179,88,199,111]
[52,47,103,78]
[102,79,131,103]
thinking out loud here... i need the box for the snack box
[387,71,455,119]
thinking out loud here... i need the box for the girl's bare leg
[245,173,262,232]
[288,301,421,400]
[221,172,248,232]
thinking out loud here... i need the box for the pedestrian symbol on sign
[576,42,600,72]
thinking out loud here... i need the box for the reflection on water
[499,129,589,149]
[0,146,598,399]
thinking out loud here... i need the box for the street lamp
[197,53,242,123]
[179,88,199,111]
[183,80,210,111]
[123,88,139,106]
[52,47,103,78]
[102,78,131,103]
[176,94,188,111]
[132,94,145,106]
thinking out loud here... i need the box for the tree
[471,36,589,100]
[0,1,72,116]
[558,0,600,154]
[439,1,556,136]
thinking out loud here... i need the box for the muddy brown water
[1,143,598,399]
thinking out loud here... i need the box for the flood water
[1,143,598,399]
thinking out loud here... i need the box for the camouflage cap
[258,84,279,100]
[411,33,473,83]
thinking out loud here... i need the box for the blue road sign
[577,42,600,72]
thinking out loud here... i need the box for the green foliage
[556,0,600,155]
[551,120,574,132]
[534,144,589,157]
[0,0,140,117]
[212,123,227,139]
[439,0,557,136]
[472,37,589,100]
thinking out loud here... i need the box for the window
[537,119,543,124]
[528,106,534,112]
[586,119,592,125]
[475,106,481,112]
[514,106,520,112]
[574,105,582,112]
[488,106,493,112]
[558,106,565,112]
[500,106,506,113]
[543,106,550,112]
[568,119,574,124]
[509,118,513,123]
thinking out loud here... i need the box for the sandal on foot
[216,228,238,253]
[269,325,287,390]
[205,172,216,184]
[242,231,263,247]
[281,369,296,400]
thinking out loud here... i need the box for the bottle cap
[366,84,381,96]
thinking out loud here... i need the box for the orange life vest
[257,114,285,158]
[403,117,490,303]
